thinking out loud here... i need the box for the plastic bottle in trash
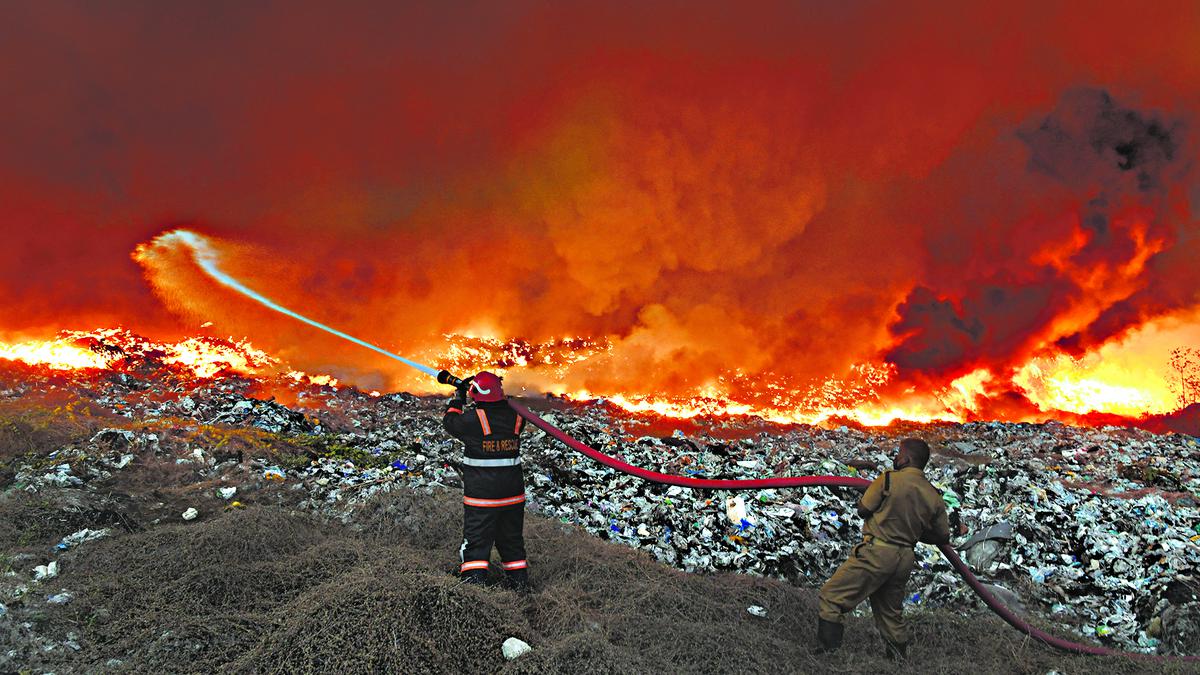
[726,496,747,525]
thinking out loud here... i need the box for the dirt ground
[0,486,1190,675]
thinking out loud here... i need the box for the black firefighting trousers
[459,503,527,581]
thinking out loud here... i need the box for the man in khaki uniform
[813,438,951,659]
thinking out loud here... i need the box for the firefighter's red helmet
[469,371,505,402]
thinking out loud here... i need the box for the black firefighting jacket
[442,397,525,501]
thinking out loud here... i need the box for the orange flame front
[0,329,283,380]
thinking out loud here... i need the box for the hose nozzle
[437,369,465,388]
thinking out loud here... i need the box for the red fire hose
[508,399,1198,662]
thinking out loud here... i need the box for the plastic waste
[502,637,532,660]
[980,583,1025,613]
[47,592,73,604]
[217,487,237,500]
[182,507,199,521]
[56,528,111,550]
[747,605,768,617]
[959,521,1014,550]
[263,467,286,481]
[725,496,747,525]
[33,561,59,581]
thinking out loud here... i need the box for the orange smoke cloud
[3,2,1200,423]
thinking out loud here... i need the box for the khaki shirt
[858,466,951,547]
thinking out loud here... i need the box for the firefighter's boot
[502,568,530,593]
[810,618,844,655]
[460,568,487,585]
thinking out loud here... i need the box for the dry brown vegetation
[11,492,1183,674]
[0,399,111,463]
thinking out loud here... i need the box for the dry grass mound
[232,571,527,674]
[62,509,339,672]
[31,491,1195,674]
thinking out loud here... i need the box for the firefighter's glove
[455,375,475,396]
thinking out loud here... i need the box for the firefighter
[813,437,951,659]
[442,370,529,590]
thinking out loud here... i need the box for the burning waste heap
[0,329,1197,670]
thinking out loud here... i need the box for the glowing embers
[561,363,962,427]
[433,334,611,377]
[159,336,278,378]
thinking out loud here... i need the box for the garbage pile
[203,394,317,434]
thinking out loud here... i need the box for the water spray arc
[166,230,439,378]
[166,229,1194,662]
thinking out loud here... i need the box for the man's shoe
[810,618,844,654]
[884,640,908,660]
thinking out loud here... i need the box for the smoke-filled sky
[3,1,1200,399]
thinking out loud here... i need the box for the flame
[2,313,1196,429]
[0,340,111,370]
[7,10,1200,438]
[0,329,281,379]
[159,336,279,378]
[417,315,1200,426]
[563,367,974,428]
[551,315,1200,426]
[429,334,611,378]
[287,370,340,387]
[572,390,962,427]
[117,84,1199,432]
[1011,314,1197,416]
[1016,359,1161,416]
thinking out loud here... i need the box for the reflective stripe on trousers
[463,494,526,508]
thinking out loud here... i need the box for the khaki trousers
[818,537,915,645]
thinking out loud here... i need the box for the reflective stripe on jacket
[443,398,525,500]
